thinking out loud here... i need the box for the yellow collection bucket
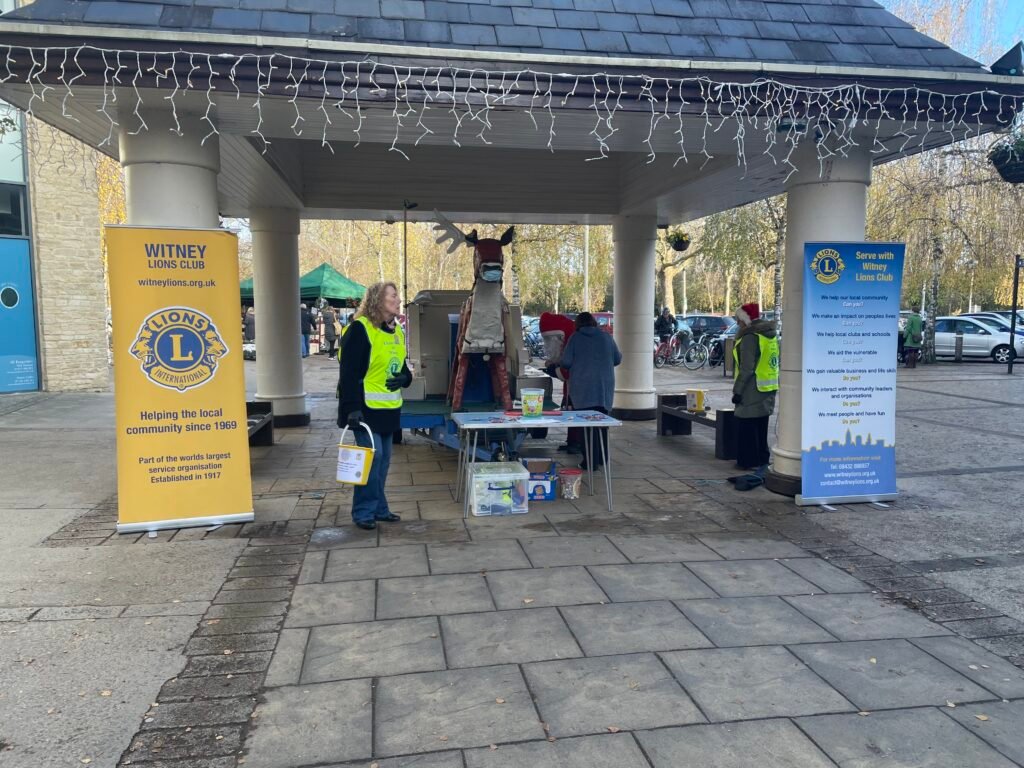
[336,423,375,486]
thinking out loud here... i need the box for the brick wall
[27,121,110,392]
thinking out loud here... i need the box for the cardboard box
[523,458,558,501]
[686,389,707,412]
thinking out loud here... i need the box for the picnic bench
[656,393,736,461]
[246,401,274,446]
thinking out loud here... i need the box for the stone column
[767,142,872,496]
[611,214,657,419]
[250,207,309,426]
[118,111,219,228]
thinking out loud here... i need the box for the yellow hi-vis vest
[733,332,780,392]
[357,316,405,410]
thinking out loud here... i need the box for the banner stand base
[795,493,898,507]
[117,512,254,534]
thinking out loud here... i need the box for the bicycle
[682,336,709,370]
[654,335,679,368]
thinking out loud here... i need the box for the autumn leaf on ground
[607,726,621,733]
[976,714,990,721]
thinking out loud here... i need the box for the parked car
[962,313,1015,332]
[933,316,1024,363]
[593,311,614,334]
[989,310,1024,326]
[681,313,736,338]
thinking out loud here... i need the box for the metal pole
[1009,255,1021,375]
[583,225,590,311]
[401,208,407,308]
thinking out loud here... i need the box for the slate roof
[1,0,987,73]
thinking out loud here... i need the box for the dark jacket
[732,318,778,419]
[655,314,677,338]
[300,309,314,335]
[323,308,337,340]
[337,319,411,435]
[243,313,255,342]
[560,326,622,411]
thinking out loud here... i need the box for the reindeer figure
[433,211,515,412]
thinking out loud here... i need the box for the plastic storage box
[468,462,530,516]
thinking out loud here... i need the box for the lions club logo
[130,307,228,392]
[810,248,845,285]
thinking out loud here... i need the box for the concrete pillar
[767,142,872,496]
[118,111,219,228]
[250,207,309,426]
[612,214,657,419]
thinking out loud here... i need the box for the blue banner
[800,241,905,504]
[0,237,38,393]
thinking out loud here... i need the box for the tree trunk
[773,235,784,334]
[659,264,679,314]
[923,232,942,364]
[681,268,688,316]
[724,270,734,316]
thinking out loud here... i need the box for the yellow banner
[106,226,253,532]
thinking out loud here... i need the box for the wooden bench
[656,394,736,461]
[246,401,274,446]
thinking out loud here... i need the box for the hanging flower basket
[988,136,1024,184]
[665,227,690,252]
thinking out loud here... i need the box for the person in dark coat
[730,302,779,488]
[322,306,338,356]
[559,312,622,471]
[300,303,313,358]
[243,307,255,342]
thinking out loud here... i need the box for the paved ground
[0,356,1022,767]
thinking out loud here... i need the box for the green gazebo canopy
[240,263,366,305]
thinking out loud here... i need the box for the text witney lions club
[144,242,208,270]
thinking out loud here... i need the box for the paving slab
[687,559,820,597]
[909,635,1024,699]
[465,514,558,539]
[426,540,530,574]
[374,665,542,755]
[783,593,950,640]
[605,533,721,563]
[308,525,378,550]
[637,719,836,768]
[376,574,494,619]
[777,557,872,593]
[379,520,470,546]
[521,535,628,567]
[441,607,582,668]
[486,566,608,610]
[324,544,429,582]
[796,708,1019,768]
[588,562,717,602]
[285,580,376,627]
[677,596,838,647]
[550,513,644,535]
[523,653,704,737]
[945,699,1024,766]
[264,627,308,687]
[242,680,372,767]
[790,639,997,710]
[464,733,650,768]
[661,645,853,721]
[302,617,445,682]
[338,753,464,768]
[695,533,810,560]
[561,600,712,655]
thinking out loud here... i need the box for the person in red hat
[730,302,780,490]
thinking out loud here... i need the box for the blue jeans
[301,334,310,357]
[351,428,393,524]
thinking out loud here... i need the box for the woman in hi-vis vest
[730,302,780,491]
[337,282,412,530]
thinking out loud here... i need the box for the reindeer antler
[432,210,473,254]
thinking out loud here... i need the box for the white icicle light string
[2,43,1022,176]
